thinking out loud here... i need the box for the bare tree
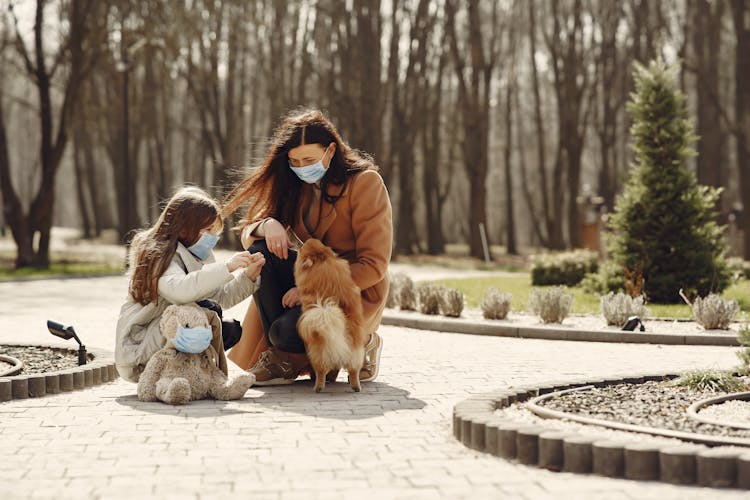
[544,0,593,248]
[592,1,626,212]
[502,5,520,255]
[419,35,452,255]
[526,0,557,248]
[687,0,727,203]
[731,0,750,258]
[445,0,502,259]
[0,0,103,267]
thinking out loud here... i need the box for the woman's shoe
[358,332,382,383]
[248,349,297,385]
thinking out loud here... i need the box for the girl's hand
[226,252,255,273]
[264,218,292,260]
[243,252,266,280]
[281,287,301,308]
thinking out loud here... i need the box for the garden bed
[382,307,743,346]
[0,345,83,374]
[0,342,118,402]
[527,380,750,440]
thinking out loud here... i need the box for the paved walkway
[1,274,748,499]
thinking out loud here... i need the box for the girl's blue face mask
[188,231,220,260]
[172,325,213,354]
[289,150,329,184]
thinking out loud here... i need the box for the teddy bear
[136,304,255,405]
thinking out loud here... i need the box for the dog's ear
[299,256,314,270]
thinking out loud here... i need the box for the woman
[223,109,392,385]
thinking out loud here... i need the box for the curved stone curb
[0,341,118,403]
[452,372,750,489]
[382,309,740,346]
[0,354,23,377]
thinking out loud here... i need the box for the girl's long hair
[222,108,377,229]
[128,186,221,305]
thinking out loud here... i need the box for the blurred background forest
[1,0,749,269]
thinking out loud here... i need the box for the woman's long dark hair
[223,108,377,228]
[129,186,221,305]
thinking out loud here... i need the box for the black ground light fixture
[47,320,87,365]
[621,316,645,332]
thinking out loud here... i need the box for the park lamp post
[115,36,165,245]
[47,321,87,366]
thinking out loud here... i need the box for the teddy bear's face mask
[172,324,213,354]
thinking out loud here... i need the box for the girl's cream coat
[116,244,258,382]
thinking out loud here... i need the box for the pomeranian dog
[294,238,367,393]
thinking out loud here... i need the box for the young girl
[115,186,265,383]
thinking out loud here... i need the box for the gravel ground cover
[498,404,689,446]
[536,380,750,439]
[701,400,750,425]
[0,345,80,375]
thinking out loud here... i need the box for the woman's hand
[264,218,292,260]
[243,252,266,280]
[281,287,301,308]
[226,252,256,273]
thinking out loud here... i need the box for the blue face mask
[188,231,220,260]
[289,151,329,184]
[172,325,213,354]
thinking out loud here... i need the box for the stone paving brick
[3,276,750,498]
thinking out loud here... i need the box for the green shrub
[399,275,417,311]
[481,288,512,320]
[683,292,739,330]
[738,326,750,374]
[439,288,464,317]
[529,287,573,324]
[417,284,443,315]
[607,61,730,303]
[530,250,598,286]
[670,369,745,392]
[580,260,626,295]
[600,292,649,327]
[727,257,750,282]
[386,272,408,308]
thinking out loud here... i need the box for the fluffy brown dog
[294,238,367,392]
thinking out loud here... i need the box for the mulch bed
[538,380,750,439]
[0,345,80,375]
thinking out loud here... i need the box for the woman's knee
[268,309,305,353]
[248,240,272,259]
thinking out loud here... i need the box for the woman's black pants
[247,240,306,353]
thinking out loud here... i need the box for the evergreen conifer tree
[608,61,729,303]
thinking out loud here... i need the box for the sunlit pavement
[0,275,746,499]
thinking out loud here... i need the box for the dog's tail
[298,299,350,364]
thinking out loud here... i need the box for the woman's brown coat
[245,169,392,334]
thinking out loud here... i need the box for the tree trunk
[503,68,517,255]
[73,126,92,238]
[732,0,750,259]
[422,51,447,255]
[2,0,93,267]
[0,96,34,267]
[692,0,726,203]
[445,0,498,259]
[395,0,433,255]
[528,0,558,248]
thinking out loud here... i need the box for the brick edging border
[0,341,118,402]
[453,372,750,489]
[382,310,740,346]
